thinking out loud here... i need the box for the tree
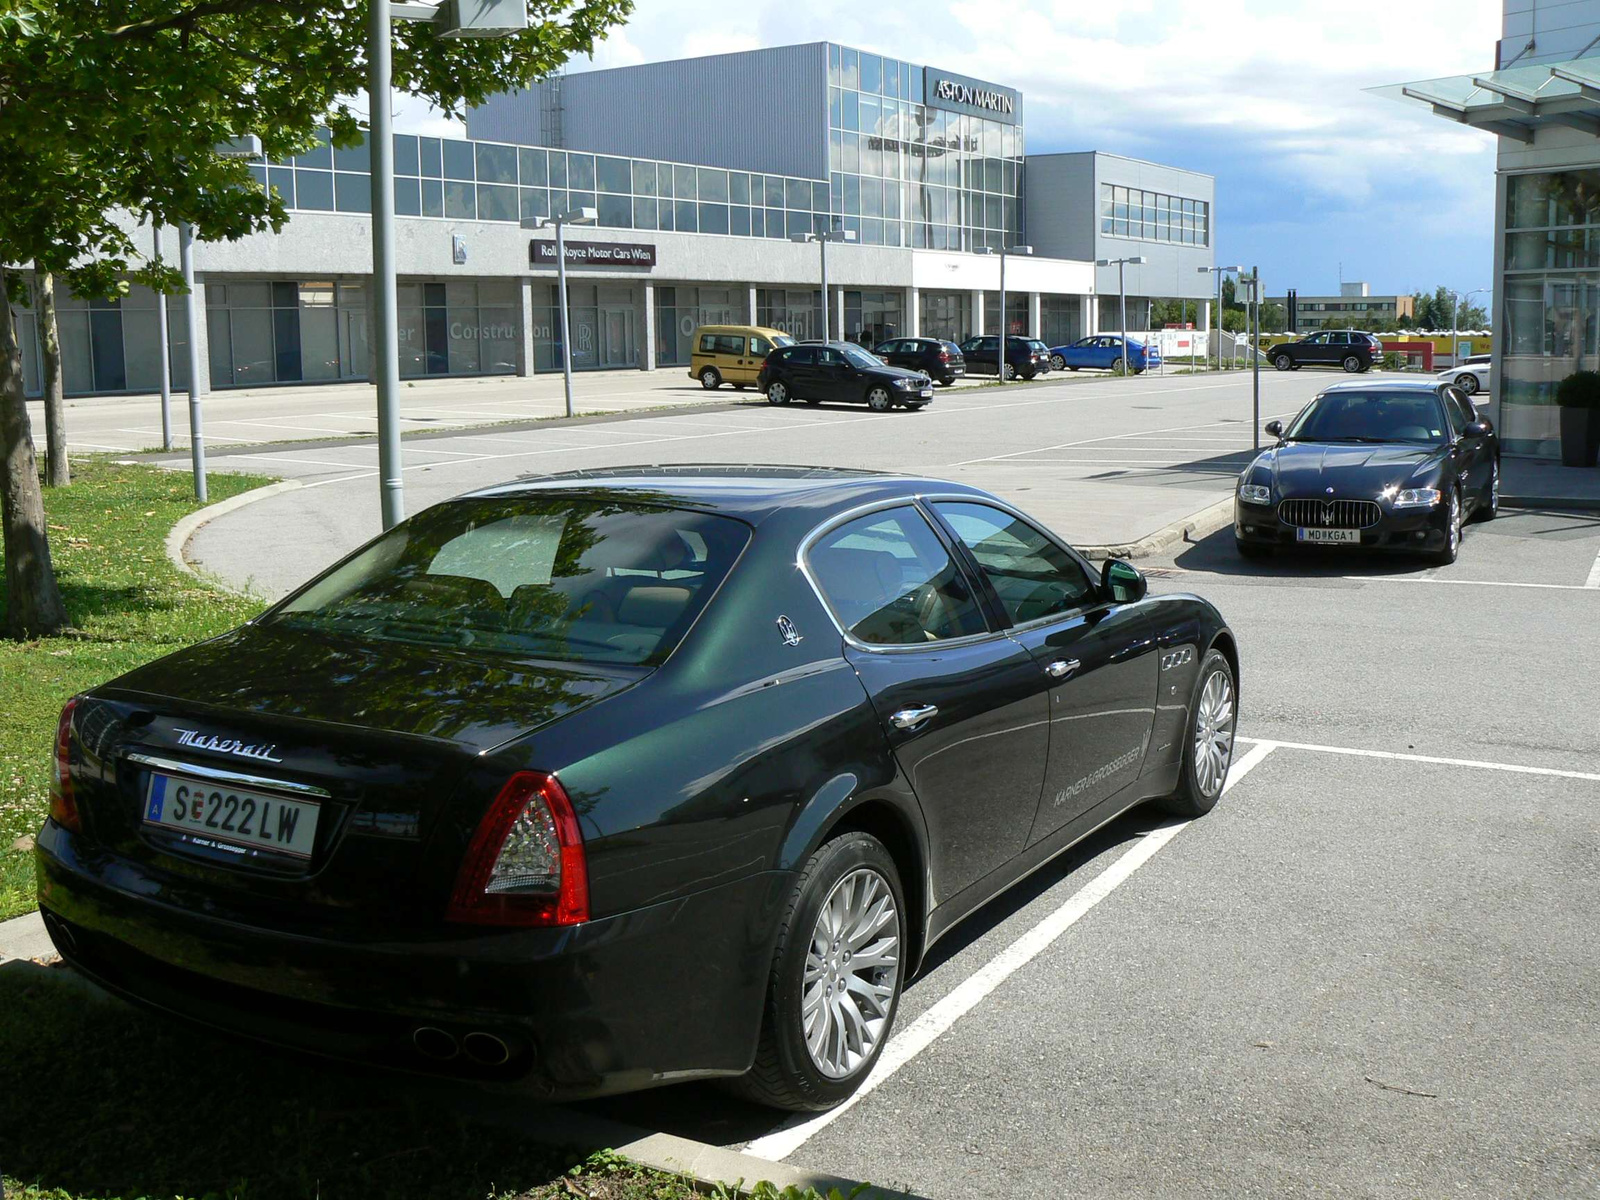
[1410,286,1487,332]
[0,0,632,639]
[35,266,67,488]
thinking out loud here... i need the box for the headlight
[1392,487,1441,508]
[1237,483,1271,505]
[894,377,917,389]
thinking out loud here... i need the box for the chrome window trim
[920,492,1111,632]
[796,496,1005,655]
[125,752,332,799]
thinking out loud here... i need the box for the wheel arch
[1207,627,1241,699]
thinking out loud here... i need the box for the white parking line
[1238,737,1600,782]
[1347,576,1600,593]
[743,740,1278,1162]
[1586,548,1600,589]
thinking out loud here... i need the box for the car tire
[1159,648,1237,818]
[1051,354,1066,371]
[1021,370,1036,380]
[1002,363,1017,381]
[766,380,791,405]
[866,386,894,412]
[700,367,722,389]
[1457,372,1480,395]
[939,377,956,387]
[730,831,906,1112]
[1274,354,1293,372]
[1342,355,1362,373]
[1473,458,1499,522]
[1430,487,1463,565]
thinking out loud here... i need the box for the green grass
[0,968,714,1200]
[0,460,275,921]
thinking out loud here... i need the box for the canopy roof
[1370,58,1600,143]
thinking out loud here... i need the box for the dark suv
[959,335,1049,380]
[759,341,934,411]
[874,337,966,386]
[1270,330,1384,373]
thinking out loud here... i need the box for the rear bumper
[36,822,792,1100]
[1234,498,1450,551]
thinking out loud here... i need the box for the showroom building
[1381,0,1600,458]
[10,41,1217,398]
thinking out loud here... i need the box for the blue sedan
[1049,335,1161,374]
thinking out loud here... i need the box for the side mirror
[1263,420,1283,438]
[1464,420,1491,437]
[1101,559,1147,605]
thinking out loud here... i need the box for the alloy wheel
[1275,355,1293,372]
[1342,355,1361,372]
[1458,373,1479,395]
[1192,668,1235,798]
[802,867,901,1079]
[1449,490,1462,554]
[1489,461,1499,515]
[1051,354,1065,371]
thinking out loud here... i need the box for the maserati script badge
[173,728,283,764]
[776,615,803,647]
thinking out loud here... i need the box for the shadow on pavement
[0,960,596,1200]
[1173,526,1438,580]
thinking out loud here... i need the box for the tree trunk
[0,267,69,639]
[36,265,69,487]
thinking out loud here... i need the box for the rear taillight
[447,771,589,927]
[938,349,951,361]
[48,696,82,833]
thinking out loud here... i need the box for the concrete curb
[163,479,304,597]
[1500,494,1600,511]
[0,910,52,963]
[1077,496,1235,562]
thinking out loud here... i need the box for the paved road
[181,369,1316,598]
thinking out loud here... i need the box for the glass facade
[205,281,370,387]
[756,288,825,343]
[1501,169,1600,454]
[533,282,640,371]
[1099,184,1209,247]
[827,43,1021,251]
[9,284,192,396]
[251,130,834,241]
[656,286,743,365]
[919,291,973,342]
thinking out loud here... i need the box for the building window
[1099,183,1208,247]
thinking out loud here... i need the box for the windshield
[1283,392,1448,444]
[840,344,882,369]
[771,334,796,347]
[265,497,750,666]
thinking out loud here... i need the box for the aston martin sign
[923,69,1020,125]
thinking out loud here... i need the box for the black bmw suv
[874,337,966,386]
[1270,330,1385,373]
[959,335,1049,380]
[759,341,934,410]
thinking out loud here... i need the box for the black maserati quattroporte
[1234,379,1499,565]
[37,467,1239,1111]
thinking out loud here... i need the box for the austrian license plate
[919,387,933,397]
[142,772,320,860]
[1297,528,1361,545]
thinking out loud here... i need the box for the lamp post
[1198,264,1243,371]
[523,207,597,419]
[977,244,1034,384]
[153,226,172,453]
[1237,268,1262,449]
[790,229,856,342]
[1097,256,1147,377]
[373,0,527,530]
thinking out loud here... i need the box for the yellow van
[688,325,795,390]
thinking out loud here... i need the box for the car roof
[1317,378,1444,395]
[692,324,789,338]
[462,464,995,525]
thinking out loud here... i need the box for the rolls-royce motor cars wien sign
[530,240,657,268]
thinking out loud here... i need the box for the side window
[808,506,987,646]
[1308,333,1329,345]
[816,347,842,366]
[1443,391,1469,436]
[750,336,772,356]
[715,334,746,356]
[934,502,1096,625]
[1328,332,1349,345]
[698,333,717,354]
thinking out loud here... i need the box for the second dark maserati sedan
[36,467,1239,1113]
[1234,380,1499,564]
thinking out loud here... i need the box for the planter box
[1560,405,1600,467]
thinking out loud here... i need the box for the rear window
[266,498,750,667]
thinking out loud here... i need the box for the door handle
[890,704,939,729]
[1046,659,1080,679]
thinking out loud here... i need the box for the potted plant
[1555,370,1600,467]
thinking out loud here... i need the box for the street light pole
[790,229,857,343]
[1198,265,1244,372]
[1237,268,1262,449]
[526,207,598,419]
[368,0,403,529]
[179,222,206,502]
[153,225,172,453]
[1098,255,1146,377]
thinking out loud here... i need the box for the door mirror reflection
[1101,559,1147,605]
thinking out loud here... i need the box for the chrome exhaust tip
[411,1026,460,1061]
[461,1031,511,1067]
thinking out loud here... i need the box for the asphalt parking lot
[119,370,1600,1195]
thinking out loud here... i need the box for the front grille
[1278,498,1381,529]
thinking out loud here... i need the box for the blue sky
[400,0,1503,305]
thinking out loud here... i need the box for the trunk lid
[70,624,641,929]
